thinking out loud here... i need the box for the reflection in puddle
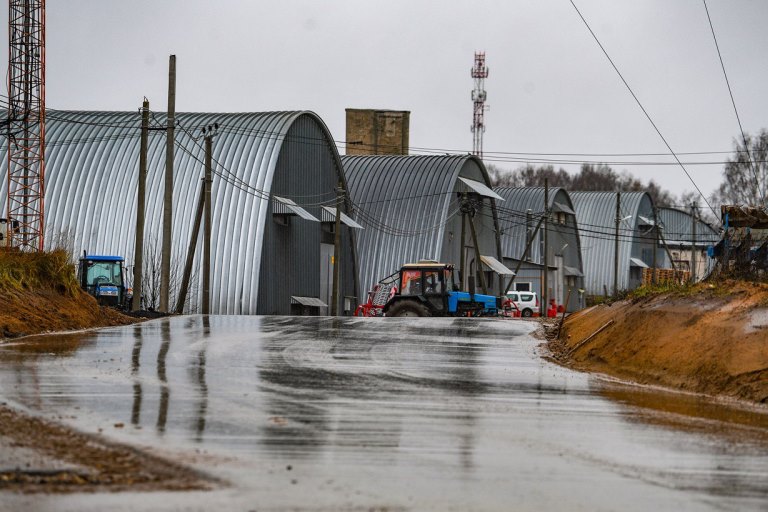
[598,381,768,442]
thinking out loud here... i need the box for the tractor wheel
[387,300,431,317]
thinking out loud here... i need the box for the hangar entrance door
[320,243,334,312]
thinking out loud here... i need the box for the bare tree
[715,130,768,207]
[489,162,676,207]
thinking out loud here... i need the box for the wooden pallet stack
[642,268,690,286]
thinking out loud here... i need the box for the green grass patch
[629,281,696,300]
[0,249,80,296]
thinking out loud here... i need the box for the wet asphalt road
[0,315,767,511]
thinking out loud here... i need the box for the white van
[504,291,539,317]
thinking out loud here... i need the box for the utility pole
[132,99,150,311]
[174,180,205,315]
[691,201,697,283]
[613,192,621,298]
[160,54,176,313]
[174,123,216,315]
[460,192,467,289]
[525,209,533,262]
[203,126,215,315]
[331,180,343,316]
[542,180,549,311]
[468,209,488,295]
[652,206,658,286]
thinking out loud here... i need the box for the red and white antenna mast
[470,51,488,159]
[7,0,46,250]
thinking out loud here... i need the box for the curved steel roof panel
[493,186,566,261]
[343,155,485,292]
[493,187,584,289]
[570,191,654,295]
[657,207,720,246]
[0,110,329,314]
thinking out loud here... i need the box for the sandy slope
[548,280,768,404]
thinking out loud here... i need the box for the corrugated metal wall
[343,155,500,295]
[493,187,584,310]
[657,207,720,246]
[0,110,354,315]
[258,115,356,314]
[570,191,655,295]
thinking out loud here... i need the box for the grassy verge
[0,248,80,296]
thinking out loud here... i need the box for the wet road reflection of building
[255,317,489,470]
[190,316,209,443]
[126,317,209,441]
[131,325,143,426]
[156,321,171,434]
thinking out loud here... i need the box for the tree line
[488,128,768,217]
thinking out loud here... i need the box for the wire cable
[569,0,718,220]
[702,0,764,205]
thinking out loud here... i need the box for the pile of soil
[548,280,768,404]
[0,404,217,493]
[0,288,135,339]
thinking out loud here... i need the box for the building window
[515,282,531,292]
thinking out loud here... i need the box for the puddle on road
[598,381,768,442]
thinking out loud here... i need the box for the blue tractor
[383,262,499,317]
[77,253,128,307]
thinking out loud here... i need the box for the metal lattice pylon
[470,51,488,159]
[7,0,46,251]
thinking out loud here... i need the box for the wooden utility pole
[174,181,205,314]
[160,55,176,313]
[460,192,467,289]
[203,129,213,314]
[613,192,621,297]
[467,209,488,295]
[691,201,697,283]
[525,209,533,261]
[331,181,343,316]
[491,199,504,296]
[652,206,658,285]
[132,99,150,311]
[505,214,546,295]
[542,180,549,311]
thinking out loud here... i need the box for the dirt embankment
[548,280,768,404]
[0,288,135,339]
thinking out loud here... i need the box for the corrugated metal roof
[570,191,654,295]
[657,207,720,246]
[0,110,341,314]
[480,255,515,275]
[342,155,494,292]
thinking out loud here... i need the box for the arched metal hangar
[493,186,584,311]
[0,110,358,315]
[342,154,509,298]
[569,191,657,296]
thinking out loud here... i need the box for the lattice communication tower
[7,0,46,250]
[470,52,488,159]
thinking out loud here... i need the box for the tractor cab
[383,261,498,317]
[78,254,126,307]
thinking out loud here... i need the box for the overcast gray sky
[4,1,767,204]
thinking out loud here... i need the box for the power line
[568,0,718,220]
[702,0,764,205]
